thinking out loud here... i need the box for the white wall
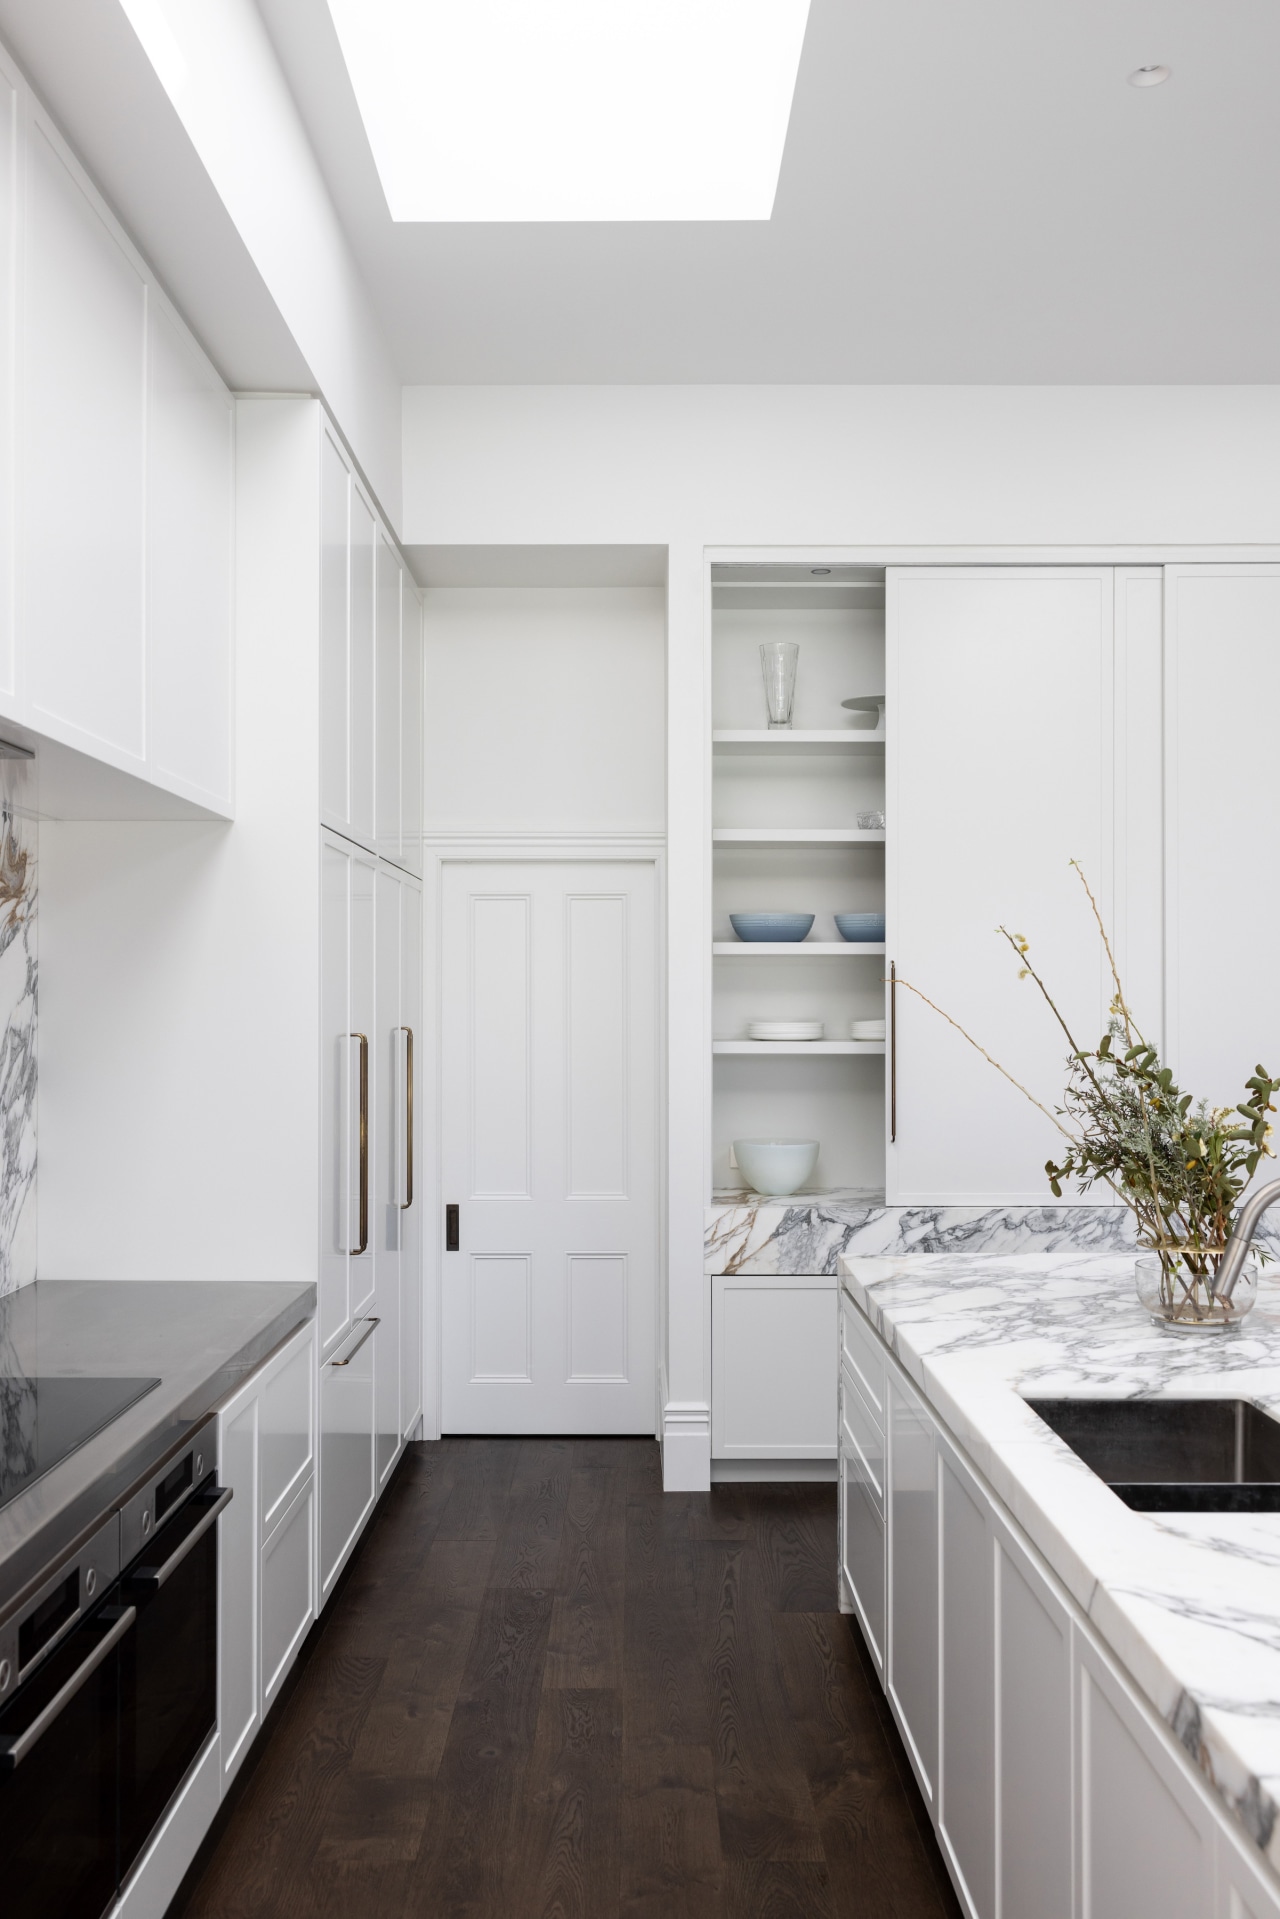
[38,399,321,1281]
[423,588,665,837]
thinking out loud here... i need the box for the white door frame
[419,834,667,1442]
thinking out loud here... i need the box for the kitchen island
[839,1250,1280,1917]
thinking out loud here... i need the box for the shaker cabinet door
[886,567,1113,1204]
[886,1369,939,1803]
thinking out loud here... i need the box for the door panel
[400,880,423,1434]
[887,1370,939,1802]
[375,867,403,1485]
[887,568,1112,1202]
[319,431,349,829]
[375,527,402,866]
[441,861,657,1433]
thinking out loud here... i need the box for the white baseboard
[711,1458,838,1482]
[661,1400,711,1491]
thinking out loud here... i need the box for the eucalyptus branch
[997,926,1123,1122]
[891,975,1072,1140]
[1069,860,1144,1050]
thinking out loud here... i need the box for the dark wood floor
[175,1439,961,1919]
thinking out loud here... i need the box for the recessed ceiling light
[1128,65,1171,88]
[811,568,832,577]
[325,0,811,222]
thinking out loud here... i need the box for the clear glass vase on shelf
[760,641,798,729]
[1135,1249,1259,1333]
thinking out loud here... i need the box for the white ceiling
[258,0,1280,384]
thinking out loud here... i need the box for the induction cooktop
[0,1376,160,1513]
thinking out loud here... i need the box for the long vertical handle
[349,1032,368,1255]
[399,1026,414,1209]
[889,963,897,1144]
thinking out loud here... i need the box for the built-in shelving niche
[711,564,887,1199]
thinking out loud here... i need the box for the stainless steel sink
[1024,1398,1280,1511]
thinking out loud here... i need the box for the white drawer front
[840,1292,886,1418]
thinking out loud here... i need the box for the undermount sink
[1025,1398,1280,1511]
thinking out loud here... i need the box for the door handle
[329,1316,379,1367]
[126,1485,232,1592]
[400,1026,414,1209]
[445,1204,459,1252]
[0,1605,136,1771]
[889,962,897,1144]
[347,1032,368,1255]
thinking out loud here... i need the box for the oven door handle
[126,1484,233,1593]
[0,1604,137,1771]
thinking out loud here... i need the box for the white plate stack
[850,1018,887,1041]
[747,1020,824,1042]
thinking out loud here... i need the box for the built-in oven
[0,1416,230,1919]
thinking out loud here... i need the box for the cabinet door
[349,487,376,849]
[939,1440,995,1919]
[24,112,147,767]
[146,300,234,814]
[887,1369,939,1802]
[712,1275,837,1457]
[319,1314,376,1601]
[401,582,424,877]
[1164,566,1280,1108]
[995,1511,1073,1919]
[319,428,350,830]
[400,872,423,1436]
[321,834,376,1355]
[261,1479,314,1712]
[375,528,403,867]
[1076,1631,1214,1919]
[886,568,1113,1203]
[840,1374,885,1669]
[217,1381,260,1792]
[374,865,404,1487]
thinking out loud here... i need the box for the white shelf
[713,1040,887,1056]
[712,729,885,756]
[713,941,885,957]
[713,827,886,845]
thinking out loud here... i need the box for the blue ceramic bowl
[729,913,815,943]
[835,912,886,942]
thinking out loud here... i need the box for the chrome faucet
[1214,1177,1280,1300]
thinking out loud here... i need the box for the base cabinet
[711,1273,837,1459]
[838,1285,1280,1919]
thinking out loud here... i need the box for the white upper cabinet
[375,527,402,867]
[886,568,1113,1204]
[0,42,233,813]
[1163,565,1280,1110]
[401,584,423,877]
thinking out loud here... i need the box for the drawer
[841,1363,886,1512]
[840,1296,886,1421]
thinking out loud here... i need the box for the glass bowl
[1135,1252,1258,1332]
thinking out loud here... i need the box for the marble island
[841,1248,1280,1894]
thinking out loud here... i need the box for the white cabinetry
[837,1284,1280,1919]
[217,1319,317,1794]
[375,861,423,1485]
[711,1274,836,1459]
[0,38,233,812]
[886,568,1112,1203]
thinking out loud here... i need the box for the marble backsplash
[0,752,36,1297]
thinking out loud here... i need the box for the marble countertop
[840,1250,1280,1871]
[0,1279,315,1618]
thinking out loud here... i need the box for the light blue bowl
[729,913,815,943]
[835,912,886,942]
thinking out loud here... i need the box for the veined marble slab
[840,1249,1280,1876]
[706,1195,1137,1275]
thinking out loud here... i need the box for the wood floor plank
[723,1859,837,1919]
[751,1487,840,1614]
[620,1743,724,1919]
[505,1688,623,1919]
[544,1465,628,1686]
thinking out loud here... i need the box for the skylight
[325,0,811,223]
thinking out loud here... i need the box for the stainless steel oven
[0,1417,230,1919]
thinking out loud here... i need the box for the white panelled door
[441,860,658,1434]
[887,567,1113,1204]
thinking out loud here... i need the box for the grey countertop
[0,1279,315,1619]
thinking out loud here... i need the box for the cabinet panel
[319,1321,376,1599]
[887,568,1112,1202]
[400,874,423,1435]
[887,1369,939,1801]
[350,849,376,1317]
[261,1480,314,1711]
[996,1516,1072,1919]
[712,1275,837,1457]
[319,429,350,828]
[1165,566,1280,1108]
[375,529,402,866]
[349,488,376,848]
[841,1363,885,1507]
[146,301,234,812]
[320,837,352,1351]
[940,1444,994,1919]
[0,57,15,706]
[401,584,423,877]
[1077,1634,1213,1919]
[1218,1825,1280,1919]
[841,1431,885,1670]
[24,118,146,762]
[260,1335,314,1533]
[375,865,403,1486]
[840,1293,885,1418]
[217,1391,259,1790]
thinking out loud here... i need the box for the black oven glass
[119,1475,219,1875]
[0,1595,126,1919]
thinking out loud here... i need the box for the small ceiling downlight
[1128,65,1171,87]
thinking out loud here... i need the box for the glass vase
[1135,1251,1258,1332]
[760,641,799,729]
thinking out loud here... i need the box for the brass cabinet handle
[348,1032,368,1255]
[330,1316,380,1367]
[889,962,897,1144]
[400,1026,414,1209]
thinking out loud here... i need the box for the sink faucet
[1214,1177,1280,1301]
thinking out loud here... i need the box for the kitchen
[3,2,1280,1915]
